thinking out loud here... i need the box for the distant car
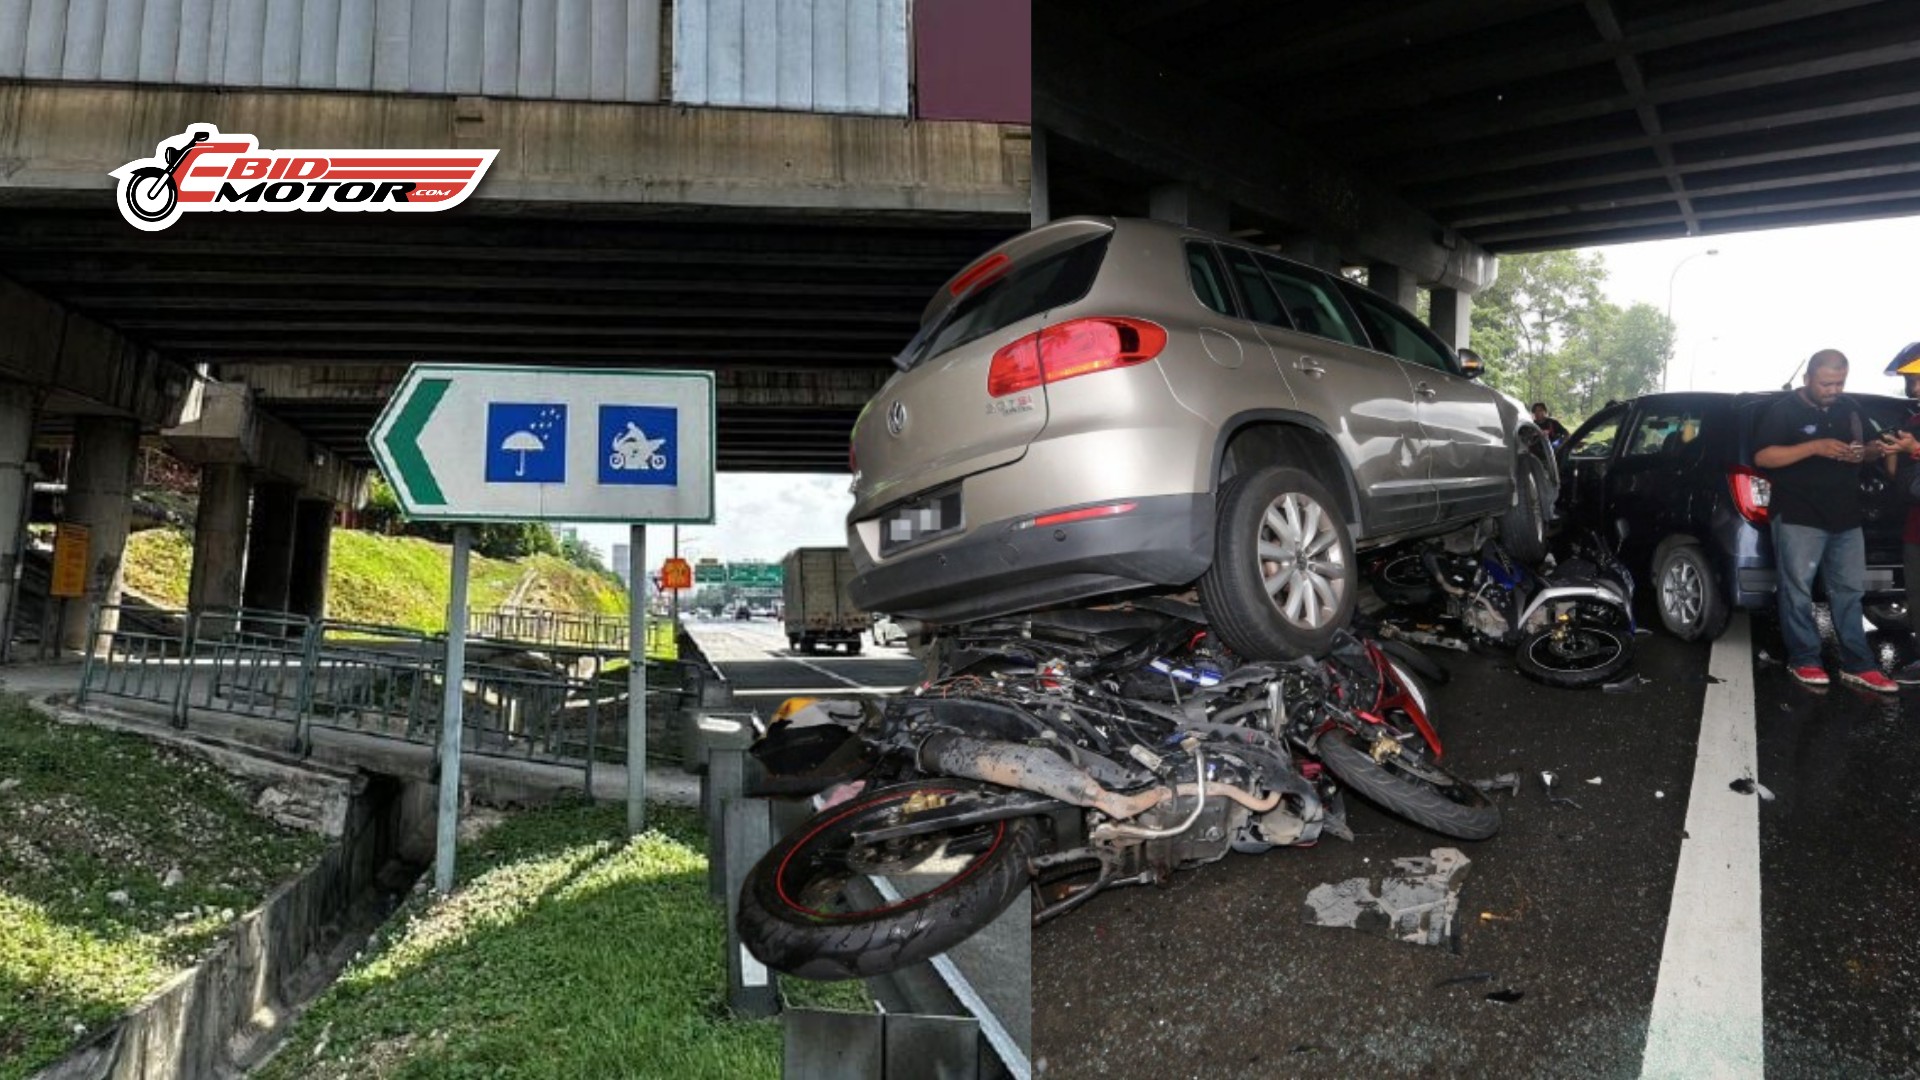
[1555,389,1909,641]
[844,215,1555,658]
[734,605,753,621]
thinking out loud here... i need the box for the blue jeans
[1772,521,1873,672]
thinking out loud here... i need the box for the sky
[570,214,1920,571]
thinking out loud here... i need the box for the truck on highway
[782,546,867,654]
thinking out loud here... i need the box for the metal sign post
[628,524,647,835]
[434,525,472,895]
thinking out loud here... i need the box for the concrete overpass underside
[0,208,1012,472]
[1037,0,1920,260]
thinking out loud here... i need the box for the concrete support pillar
[1429,287,1473,352]
[1280,237,1344,274]
[0,384,37,659]
[241,481,299,617]
[187,462,250,621]
[1149,182,1230,233]
[286,498,334,622]
[1031,125,1050,227]
[1368,262,1418,311]
[57,417,140,654]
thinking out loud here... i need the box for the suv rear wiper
[892,300,964,373]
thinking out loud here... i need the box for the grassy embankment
[122,528,627,632]
[0,695,325,1079]
[254,801,869,1080]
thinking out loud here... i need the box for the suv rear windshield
[897,234,1112,370]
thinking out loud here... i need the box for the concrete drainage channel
[30,703,435,1080]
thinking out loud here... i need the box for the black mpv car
[1556,390,1910,642]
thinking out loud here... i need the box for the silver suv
[846,216,1555,658]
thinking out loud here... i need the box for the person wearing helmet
[1884,343,1920,681]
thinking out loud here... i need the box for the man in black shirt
[1531,402,1570,447]
[1753,349,1895,691]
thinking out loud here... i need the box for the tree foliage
[1468,251,1673,426]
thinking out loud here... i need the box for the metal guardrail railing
[75,602,701,788]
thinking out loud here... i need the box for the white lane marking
[786,654,877,689]
[1641,614,1764,1079]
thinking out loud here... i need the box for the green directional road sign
[727,562,783,587]
[694,560,726,584]
[368,365,716,524]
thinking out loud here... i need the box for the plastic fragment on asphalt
[1729,777,1775,800]
[1302,848,1471,947]
[1540,771,1583,810]
[1602,673,1651,693]
[1485,989,1526,1004]
[1585,776,1603,785]
[1471,772,1521,795]
[1655,790,1665,799]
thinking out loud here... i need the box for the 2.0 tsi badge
[886,400,908,437]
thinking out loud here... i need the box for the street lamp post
[1663,248,1719,392]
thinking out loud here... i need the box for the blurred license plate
[880,488,962,555]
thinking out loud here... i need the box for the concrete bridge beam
[0,279,195,428]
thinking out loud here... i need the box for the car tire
[1500,455,1550,565]
[1201,465,1356,660]
[1655,542,1730,642]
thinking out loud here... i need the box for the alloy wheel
[1256,491,1347,630]
[1661,559,1704,630]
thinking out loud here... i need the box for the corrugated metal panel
[8,0,661,101]
[674,0,908,116]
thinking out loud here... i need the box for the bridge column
[1429,286,1473,352]
[1149,182,1229,233]
[0,383,36,657]
[187,462,250,628]
[57,416,139,654]
[286,498,334,623]
[1368,262,1418,311]
[241,481,299,621]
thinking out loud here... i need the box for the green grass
[124,529,626,633]
[0,695,326,1078]
[257,802,869,1080]
[119,526,194,608]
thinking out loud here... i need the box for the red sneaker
[1839,669,1898,694]
[1790,666,1830,687]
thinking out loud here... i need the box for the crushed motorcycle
[735,610,1498,981]
[1367,529,1637,689]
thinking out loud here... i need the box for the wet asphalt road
[1031,616,1920,1079]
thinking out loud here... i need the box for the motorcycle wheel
[1315,729,1500,840]
[738,780,1040,981]
[1515,623,1633,688]
[1379,638,1449,688]
[1370,552,1438,607]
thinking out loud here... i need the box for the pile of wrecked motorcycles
[737,607,1502,981]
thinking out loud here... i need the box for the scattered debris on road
[1471,772,1521,795]
[1485,988,1526,1004]
[1602,673,1651,693]
[1541,771,1583,810]
[1729,777,1776,801]
[1302,848,1470,947]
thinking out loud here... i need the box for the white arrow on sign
[367,364,715,524]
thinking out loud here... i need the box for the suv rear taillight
[1729,465,1771,524]
[987,317,1167,398]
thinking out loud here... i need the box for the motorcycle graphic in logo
[109,125,497,232]
[120,129,212,225]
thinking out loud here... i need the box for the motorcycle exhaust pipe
[917,731,1168,821]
